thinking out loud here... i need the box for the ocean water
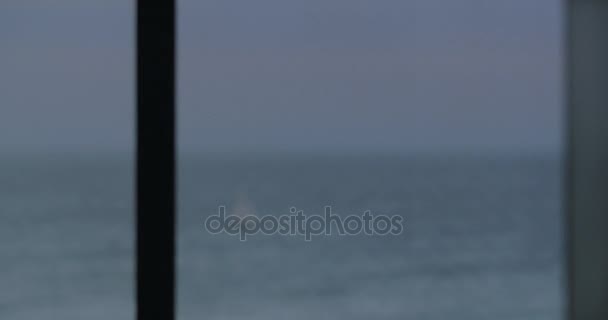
[0,153,564,319]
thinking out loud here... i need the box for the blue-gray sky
[1,0,563,154]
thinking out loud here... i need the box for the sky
[1,0,563,154]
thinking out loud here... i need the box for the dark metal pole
[567,1,608,319]
[136,1,176,319]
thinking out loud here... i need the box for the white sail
[231,190,256,218]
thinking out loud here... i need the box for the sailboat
[231,190,256,220]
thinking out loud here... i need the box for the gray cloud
[1,0,562,153]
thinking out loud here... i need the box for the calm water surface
[0,153,564,319]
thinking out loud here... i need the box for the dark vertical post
[136,1,176,319]
[567,1,608,319]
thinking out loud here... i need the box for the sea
[0,152,564,320]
